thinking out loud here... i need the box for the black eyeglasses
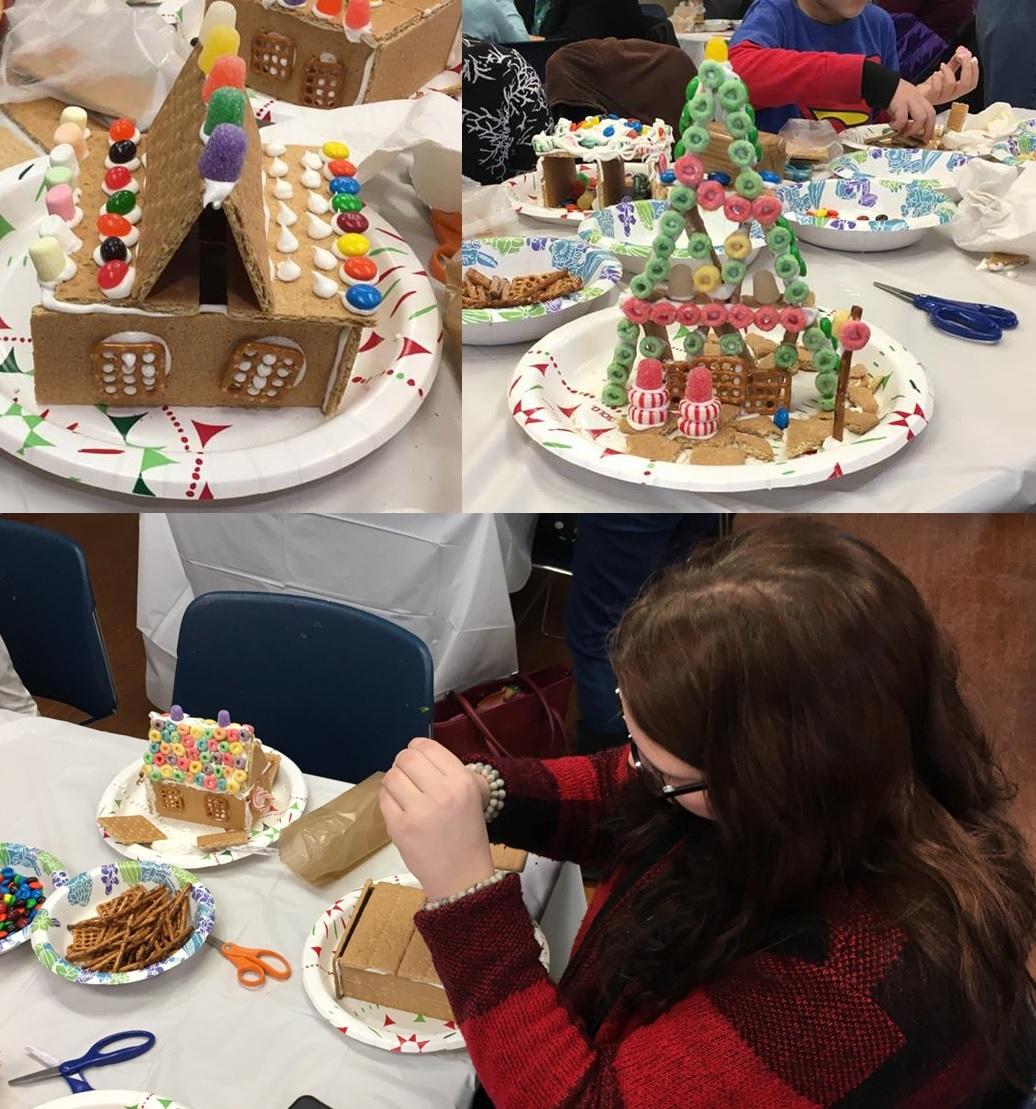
[629,739,707,803]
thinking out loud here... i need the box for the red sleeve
[467,745,633,867]
[416,876,818,1108]
[730,40,866,109]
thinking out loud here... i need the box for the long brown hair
[607,519,1035,1088]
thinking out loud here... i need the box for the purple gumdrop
[217,709,231,727]
[198,123,248,183]
[170,704,184,721]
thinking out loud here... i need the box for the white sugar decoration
[301,150,323,171]
[300,168,322,190]
[306,212,333,239]
[276,200,298,227]
[263,139,288,157]
[272,178,294,200]
[307,191,331,215]
[276,225,300,253]
[312,271,339,298]
[276,259,302,282]
[313,247,337,271]
[268,157,290,178]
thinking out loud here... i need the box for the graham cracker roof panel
[223,99,275,314]
[235,0,423,42]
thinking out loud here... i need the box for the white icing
[300,168,322,190]
[203,179,236,209]
[39,215,82,254]
[352,49,378,105]
[313,247,337,271]
[301,150,323,171]
[276,259,302,282]
[307,191,330,215]
[103,223,140,248]
[273,178,294,200]
[276,226,299,253]
[312,271,338,298]
[263,139,287,157]
[101,265,136,300]
[306,213,333,239]
[102,176,139,198]
[97,331,172,389]
[276,200,298,227]
[533,116,673,163]
[323,326,361,414]
[92,242,130,266]
[105,154,141,172]
[268,157,289,178]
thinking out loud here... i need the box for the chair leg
[539,577,566,641]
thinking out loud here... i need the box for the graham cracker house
[30,37,380,414]
[228,0,460,109]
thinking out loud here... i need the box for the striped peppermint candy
[678,397,720,440]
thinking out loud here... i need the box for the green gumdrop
[722,259,746,285]
[614,342,636,368]
[602,383,628,407]
[673,140,687,159]
[815,370,838,397]
[813,347,840,373]
[689,232,712,259]
[640,336,665,358]
[802,325,827,353]
[617,319,638,341]
[203,86,246,136]
[719,332,744,356]
[684,330,705,355]
[686,75,700,101]
[669,184,696,212]
[774,343,799,370]
[607,363,630,385]
[819,317,833,339]
[652,234,677,259]
[659,211,684,237]
[630,274,654,298]
[645,256,670,283]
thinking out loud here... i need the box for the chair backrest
[0,520,117,723]
[171,591,435,782]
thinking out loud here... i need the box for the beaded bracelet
[468,761,506,824]
[423,869,509,912]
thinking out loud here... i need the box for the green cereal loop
[640,335,666,358]
[673,140,687,159]
[685,76,700,100]
[721,259,747,284]
[784,278,811,305]
[688,232,713,260]
[683,330,706,355]
[774,343,799,370]
[802,325,827,353]
[614,342,636,369]
[602,382,628,407]
[766,226,793,254]
[645,256,670,283]
[717,78,747,112]
[668,184,696,212]
[606,363,630,385]
[617,319,639,341]
[659,211,685,237]
[774,253,800,280]
[719,332,744,356]
[684,125,711,153]
[736,170,763,199]
[813,347,840,373]
[651,234,676,259]
[689,92,715,124]
[815,370,839,398]
[725,110,751,139]
[698,60,725,90]
[728,139,757,168]
[631,274,655,299]
[818,395,836,412]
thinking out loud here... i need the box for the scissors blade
[8,1064,62,1086]
[873,281,919,304]
[26,1045,61,1068]
[205,933,226,951]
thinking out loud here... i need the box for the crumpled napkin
[950,159,1036,257]
[941,102,1022,153]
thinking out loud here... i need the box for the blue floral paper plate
[31,860,214,985]
[829,147,970,191]
[578,199,765,274]
[775,178,956,252]
[990,122,1036,167]
[0,842,69,955]
[462,236,622,346]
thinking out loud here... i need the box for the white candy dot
[233,371,247,382]
[262,353,276,365]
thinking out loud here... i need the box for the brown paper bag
[443,254,461,370]
[278,773,390,885]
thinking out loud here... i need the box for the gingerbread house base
[665,357,791,415]
[147,749,280,832]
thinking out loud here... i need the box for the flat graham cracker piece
[734,414,781,439]
[848,384,878,413]
[490,844,528,872]
[197,830,251,849]
[98,815,167,844]
[845,409,880,435]
[734,432,774,462]
[624,430,682,462]
[690,445,746,465]
[785,416,831,459]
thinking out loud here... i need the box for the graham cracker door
[302,54,345,109]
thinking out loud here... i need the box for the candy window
[301,54,344,109]
[205,796,231,822]
[252,32,295,81]
[159,786,185,811]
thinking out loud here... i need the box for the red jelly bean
[334,212,368,234]
[109,118,137,143]
[97,213,132,239]
[97,259,129,292]
[327,158,356,178]
[344,256,378,282]
[104,166,132,192]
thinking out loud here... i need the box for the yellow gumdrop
[724,232,752,261]
[197,24,240,76]
[693,264,721,293]
[704,38,729,63]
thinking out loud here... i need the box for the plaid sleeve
[468,744,632,866]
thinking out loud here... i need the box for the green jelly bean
[602,383,628,407]
[815,370,839,398]
[688,232,712,259]
[774,343,799,370]
[617,319,638,341]
[746,104,756,122]
[679,106,692,135]
[728,140,757,168]
[747,126,759,145]
[660,211,684,237]
[717,78,747,112]
[640,336,665,358]
[735,170,763,199]
[203,86,246,136]
[820,316,833,338]
[719,332,744,356]
[579,137,597,149]
[684,330,705,355]
[668,184,696,212]
[813,348,840,374]
[673,139,686,159]
[684,125,711,153]
[784,278,811,305]
[774,253,800,280]
[802,326,827,353]
[698,60,725,90]
[690,93,714,124]
[753,140,764,162]
[106,190,136,216]
[722,259,746,285]
[725,110,751,139]
[652,234,677,259]
[630,274,654,298]
[645,256,670,283]
[614,342,636,368]
[792,248,807,277]
[685,75,700,100]
[766,226,793,254]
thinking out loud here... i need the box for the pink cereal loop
[650,300,677,326]
[622,296,652,324]
[697,181,726,211]
[676,303,701,326]
[727,303,755,329]
[754,305,780,331]
[752,195,783,225]
[723,195,752,223]
[701,302,728,328]
[674,154,704,187]
[780,307,807,333]
[839,320,871,351]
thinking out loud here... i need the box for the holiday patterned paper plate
[35,1092,192,1109]
[508,306,933,493]
[774,178,955,252]
[302,873,550,1054]
[578,199,766,274]
[0,842,69,955]
[990,122,1036,166]
[829,147,969,191]
[95,748,307,869]
[0,158,441,501]
[31,860,214,986]
[461,236,622,346]
[503,171,594,226]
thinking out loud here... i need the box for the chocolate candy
[0,867,45,936]
[108,140,138,165]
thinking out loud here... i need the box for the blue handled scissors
[874,282,1019,344]
[7,1029,156,1093]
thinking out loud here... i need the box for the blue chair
[171,591,435,782]
[0,520,117,725]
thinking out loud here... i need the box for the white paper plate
[461,236,622,345]
[0,842,69,955]
[508,306,933,492]
[774,178,955,252]
[95,748,307,868]
[990,122,1036,166]
[302,873,549,1053]
[502,170,619,226]
[829,147,969,192]
[0,158,441,501]
[842,116,1036,157]
[31,861,214,986]
[34,1092,192,1109]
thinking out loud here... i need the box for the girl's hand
[920,49,980,106]
[888,79,937,141]
[379,738,495,903]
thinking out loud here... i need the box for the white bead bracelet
[468,761,506,824]
[423,869,509,911]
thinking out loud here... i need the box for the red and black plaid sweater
[414,746,989,1108]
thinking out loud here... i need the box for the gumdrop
[685,365,713,403]
[202,54,247,104]
[203,86,247,137]
[635,358,664,390]
[199,124,248,183]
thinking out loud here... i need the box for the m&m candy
[331,194,363,214]
[328,176,360,196]
[322,140,350,161]
[341,255,377,284]
[336,233,369,257]
[334,211,368,235]
[345,284,382,315]
[327,158,355,178]
[0,868,46,936]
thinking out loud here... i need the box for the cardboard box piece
[490,843,527,872]
[699,122,786,179]
[333,881,452,1021]
[227,0,460,110]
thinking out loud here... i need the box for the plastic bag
[0,0,196,129]
[779,118,843,163]
[951,160,1036,258]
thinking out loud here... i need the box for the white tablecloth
[0,717,587,1109]
[462,183,1036,511]
[137,514,537,707]
[676,28,736,67]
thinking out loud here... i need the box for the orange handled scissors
[205,933,292,989]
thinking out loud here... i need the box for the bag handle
[452,673,567,759]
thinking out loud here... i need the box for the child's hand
[888,79,937,141]
[920,49,980,106]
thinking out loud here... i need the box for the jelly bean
[659,170,676,185]
[707,172,731,186]
[774,407,790,430]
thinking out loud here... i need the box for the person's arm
[496,0,530,41]
[730,40,872,109]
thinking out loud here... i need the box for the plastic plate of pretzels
[30,861,215,986]
[461,237,622,346]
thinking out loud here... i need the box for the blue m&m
[760,170,782,184]
[659,170,676,184]
[329,176,360,196]
[344,284,382,315]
